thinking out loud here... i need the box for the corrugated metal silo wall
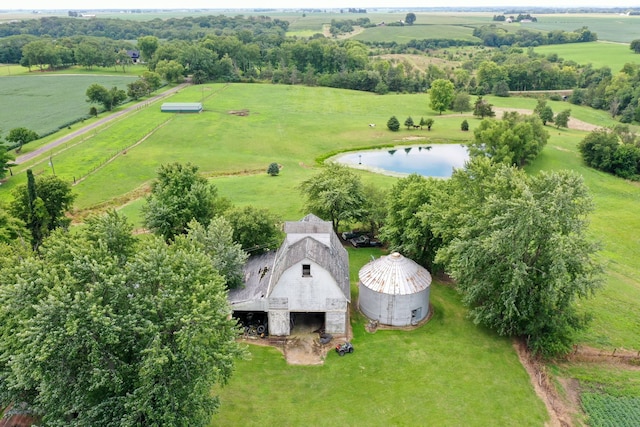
[359,283,430,326]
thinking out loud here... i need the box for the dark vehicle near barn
[350,235,382,248]
[335,342,354,356]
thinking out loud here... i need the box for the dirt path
[515,341,640,427]
[14,82,189,165]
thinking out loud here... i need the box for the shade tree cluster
[534,98,572,128]
[469,111,549,168]
[387,116,434,132]
[299,155,601,357]
[0,161,289,423]
[579,127,640,180]
[0,211,244,426]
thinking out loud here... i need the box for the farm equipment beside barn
[335,342,354,356]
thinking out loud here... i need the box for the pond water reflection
[335,144,469,178]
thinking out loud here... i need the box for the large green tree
[554,109,571,129]
[0,212,242,425]
[0,145,16,179]
[429,78,455,114]
[298,163,366,232]
[469,111,549,167]
[6,127,39,151]
[225,206,281,255]
[155,59,185,83]
[10,171,75,249]
[379,174,445,271]
[142,162,225,241]
[180,217,248,289]
[405,13,416,25]
[430,158,602,356]
[137,35,159,65]
[452,92,471,113]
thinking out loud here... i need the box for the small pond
[334,144,469,178]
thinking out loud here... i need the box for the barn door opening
[290,312,325,336]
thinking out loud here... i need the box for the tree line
[0,14,288,41]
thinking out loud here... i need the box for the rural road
[15,82,189,165]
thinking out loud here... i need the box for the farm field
[3,82,640,425]
[534,41,639,72]
[0,73,138,139]
[353,23,479,43]
[531,13,640,43]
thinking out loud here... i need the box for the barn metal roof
[270,215,350,301]
[160,102,203,112]
[359,252,432,295]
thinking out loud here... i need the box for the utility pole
[49,156,56,176]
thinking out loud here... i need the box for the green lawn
[4,83,640,425]
[212,249,548,426]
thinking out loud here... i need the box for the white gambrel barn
[358,252,432,327]
[229,214,350,336]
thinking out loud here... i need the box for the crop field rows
[582,393,640,426]
[0,74,137,139]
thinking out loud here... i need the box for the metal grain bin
[358,252,432,326]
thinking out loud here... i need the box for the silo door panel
[411,307,421,324]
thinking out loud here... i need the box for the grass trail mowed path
[0,73,137,138]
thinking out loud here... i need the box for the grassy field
[3,83,640,424]
[0,73,138,138]
[533,41,639,72]
[8,82,636,350]
[353,23,479,43]
[212,248,548,426]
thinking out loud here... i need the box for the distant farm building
[358,252,432,327]
[126,50,140,63]
[229,214,350,336]
[160,102,203,113]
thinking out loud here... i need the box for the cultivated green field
[532,13,640,43]
[0,73,138,138]
[353,23,479,43]
[534,41,639,72]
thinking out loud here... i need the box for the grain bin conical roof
[359,252,432,295]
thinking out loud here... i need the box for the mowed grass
[534,41,640,72]
[5,84,639,352]
[60,83,478,209]
[0,73,138,138]
[526,127,640,350]
[212,249,548,427]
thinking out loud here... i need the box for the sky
[5,0,640,10]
